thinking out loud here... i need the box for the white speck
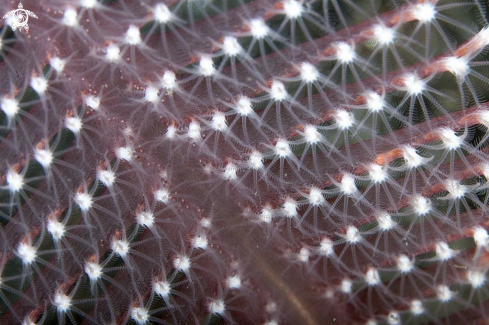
[396,254,413,273]
[145,86,159,103]
[283,0,303,19]
[270,80,287,101]
[282,197,297,217]
[222,36,242,56]
[199,55,216,76]
[275,139,291,157]
[387,312,400,325]
[50,57,67,73]
[111,239,129,257]
[65,116,83,134]
[444,56,469,78]
[85,262,102,281]
[165,125,176,139]
[473,226,489,247]
[54,291,71,313]
[334,110,354,130]
[75,192,93,211]
[187,121,201,141]
[435,241,456,261]
[209,300,225,315]
[340,278,352,293]
[161,70,177,90]
[223,162,237,180]
[227,275,241,289]
[444,179,466,199]
[153,280,171,297]
[116,146,133,161]
[373,25,395,45]
[97,169,115,187]
[7,170,23,192]
[467,270,486,288]
[410,300,424,315]
[303,125,320,143]
[80,0,97,8]
[85,95,100,110]
[62,8,78,27]
[137,211,154,228]
[260,206,273,223]
[319,238,334,256]
[155,188,170,203]
[298,247,310,262]
[201,218,211,228]
[377,213,395,231]
[131,307,148,324]
[344,225,361,244]
[368,163,387,183]
[365,267,380,286]
[412,3,437,23]
[403,74,425,95]
[339,174,357,196]
[365,91,384,112]
[439,128,463,150]
[47,218,65,240]
[174,255,191,272]
[437,285,453,302]
[249,151,263,169]
[30,76,48,95]
[211,111,227,131]
[249,18,268,39]
[192,234,208,249]
[334,42,355,63]
[308,187,324,206]
[125,25,141,45]
[1,97,20,119]
[17,242,36,264]
[154,3,173,23]
[105,44,120,62]
[300,62,318,83]
[402,145,429,168]
[235,96,253,116]
[411,195,431,216]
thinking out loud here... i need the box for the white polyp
[373,25,395,45]
[50,57,67,73]
[403,74,425,95]
[85,262,102,281]
[65,116,83,134]
[275,139,291,157]
[479,111,489,127]
[165,125,176,139]
[125,25,141,45]
[260,206,273,223]
[334,42,355,63]
[211,111,227,131]
[319,238,334,256]
[300,62,318,83]
[410,300,424,315]
[397,254,414,273]
[439,128,463,150]
[303,125,320,143]
[473,226,489,247]
[80,0,97,9]
[227,275,241,289]
[155,188,170,203]
[30,76,48,95]
[116,146,133,161]
[199,55,216,76]
[387,312,400,325]
[223,163,237,181]
[249,18,268,39]
[75,192,93,211]
[85,95,100,110]
[137,211,154,228]
[192,234,208,250]
[477,27,489,47]
[368,163,387,183]
[339,174,357,196]
[283,0,303,19]
[411,195,431,216]
[54,291,71,313]
[187,121,201,141]
[7,170,23,192]
[201,218,211,228]
[270,80,287,101]
[17,242,37,264]
[161,70,177,90]
[334,110,354,130]
[96,169,115,187]
[111,239,129,257]
[105,44,120,62]
[62,8,78,27]
[340,278,352,293]
[401,145,428,168]
[377,213,395,231]
[412,3,437,23]
[154,280,171,297]
[308,187,324,206]
[437,285,453,302]
[444,179,467,199]
[209,300,226,315]
[222,36,242,56]
[282,197,297,217]
[249,151,264,169]
[344,225,361,243]
[235,96,253,116]
[1,98,20,118]
[436,241,456,261]
[47,218,65,240]
[444,56,469,78]
[154,3,173,23]
[365,91,384,112]
[145,86,159,103]
[365,267,380,286]
[298,247,310,263]
[131,307,149,324]
[467,270,486,288]
[173,255,191,272]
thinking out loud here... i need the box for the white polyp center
[209,300,226,315]
[223,163,237,180]
[116,146,133,161]
[365,91,384,112]
[345,225,361,243]
[50,57,66,73]
[308,187,324,206]
[340,278,352,293]
[1,97,20,118]
[319,238,334,256]
[283,197,297,217]
[187,121,201,141]
[275,139,291,157]
[436,241,456,261]
[402,145,427,168]
[192,234,208,249]
[270,80,287,101]
[477,27,489,47]
[334,42,355,63]
[283,0,303,19]
[131,307,149,324]
[85,95,100,110]
[444,56,469,78]
[235,96,253,116]
[97,169,115,187]
[373,25,395,45]
[249,18,268,39]
[105,44,120,62]
[161,70,177,90]
[365,267,380,286]
[437,285,453,302]
[403,74,425,95]
[155,188,170,203]
[396,254,414,273]
[63,8,78,27]
[368,163,387,183]
[145,86,159,103]
[7,170,23,192]
[54,291,71,312]
[227,275,241,289]
[30,76,48,95]
[388,312,400,325]
[85,262,102,281]
[154,280,171,297]
[47,218,65,240]
[111,239,129,257]
[467,270,486,288]
[444,179,466,199]
[201,218,211,228]
[65,116,83,134]
[165,125,176,139]
[303,125,320,143]
[199,55,216,76]
[334,110,354,130]
[300,62,318,83]
[411,195,431,215]
[439,128,463,150]
[154,3,173,23]
[211,111,227,131]
[75,192,93,211]
[80,0,97,9]
[125,25,141,45]
[412,3,437,23]
[339,174,357,196]
[137,211,154,228]
[249,151,264,169]
[17,242,37,264]
[479,111,489,127]
[410,300,424,315]
[260,206,273,223]
[298,247,310,262]
[473,226,489,247]
[222,36,241,56]
[174,255,191,272]
[377,213,394,231]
